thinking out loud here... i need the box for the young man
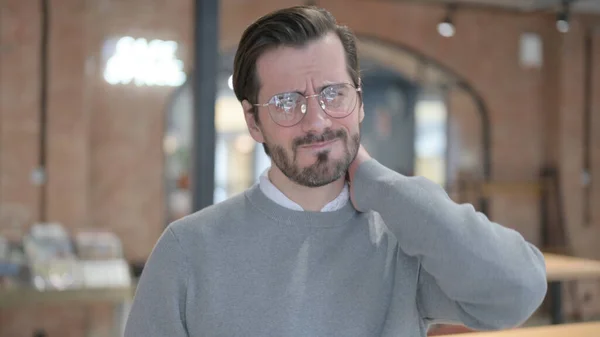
[125,6,547,337]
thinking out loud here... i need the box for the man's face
[243,32,364,188]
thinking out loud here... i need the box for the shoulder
[167,192,252,246]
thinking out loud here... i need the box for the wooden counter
[450,321,600,337]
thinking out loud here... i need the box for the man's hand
[347,144,372,211]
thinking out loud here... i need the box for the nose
[300,95,332,134]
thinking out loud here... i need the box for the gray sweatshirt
[124,159,547,337]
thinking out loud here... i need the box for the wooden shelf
[0,286,134,308]
[544,253,600,282]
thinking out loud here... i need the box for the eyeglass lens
[267,83,358,126]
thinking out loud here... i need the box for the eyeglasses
[253,83,362,127]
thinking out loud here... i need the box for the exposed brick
[1,0,600,334]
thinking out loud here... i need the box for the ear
[358,101,365,123]
[357,79,365,123]
[242,100,265,143]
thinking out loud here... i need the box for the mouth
[300,138,338,150]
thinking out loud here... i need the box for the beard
[265,128,360,188]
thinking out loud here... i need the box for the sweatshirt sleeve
[352,159,547,330]
[124,227,189,337]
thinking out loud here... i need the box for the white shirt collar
[258,168,349,212]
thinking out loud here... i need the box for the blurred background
[0,0,600,336]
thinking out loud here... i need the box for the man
[125,6,547,337]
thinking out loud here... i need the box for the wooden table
[543,253,600,325]
[0,286,134,336]
[450,321,600,337]
[544,253,600,281]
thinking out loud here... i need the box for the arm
[351,159,547,330]
[124,227,189,336]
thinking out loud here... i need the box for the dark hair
[233,5,360,127]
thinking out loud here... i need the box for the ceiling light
[556,1,570,33]
[437,20,455,37]
[438,5,456,38]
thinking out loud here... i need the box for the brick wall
[1,0,600,335]
[0,0,41,237]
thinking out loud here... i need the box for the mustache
[292,128,347,150]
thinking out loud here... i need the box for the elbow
[461,263,548,330]
[501,272,548,329]
[502,270,549,329]
[520,264,548,321]
[510,246,549,326]
[489,243,548,329]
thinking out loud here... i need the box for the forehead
[255,32,350,99]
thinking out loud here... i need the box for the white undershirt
[258,168,349,212]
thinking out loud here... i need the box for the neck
[268,166,346,212]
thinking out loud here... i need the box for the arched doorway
[357,36,491,211]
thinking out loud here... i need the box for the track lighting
[437,5,456,38]
[556,0,570,33]
[437,18,455,37]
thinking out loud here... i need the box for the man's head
[233,6,364,187]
